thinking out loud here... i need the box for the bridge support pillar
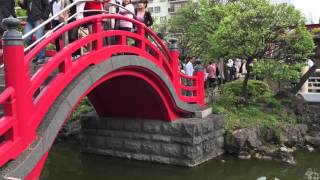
[169,39,181,96]
[2,17,34,146]
[80,112,225,167]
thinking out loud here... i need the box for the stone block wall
[80,112,225,167]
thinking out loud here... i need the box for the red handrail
[0,14,205,169]
[24,14,172,65]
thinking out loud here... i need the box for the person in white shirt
[185,57,195,77]
[184,57,195,96]
[118,0,135,31]
[307,59,314,68]
[226,59,234,82]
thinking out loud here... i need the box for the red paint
[25,152,49,180]
[0,14,205,178]
[88,68,179,120]
[85,2,104,10]
[0,49,3,64]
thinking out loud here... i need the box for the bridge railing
[300,66,320,93]
[178,72,205,105]
[0,14,205,167]
[0,87,20,167]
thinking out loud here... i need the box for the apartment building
[269,0,293,4]
[147,0,189,24]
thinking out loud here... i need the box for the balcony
[169,0,188,4]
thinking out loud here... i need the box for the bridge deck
[300,93,320,102]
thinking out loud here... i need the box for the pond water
[41,140,320,180]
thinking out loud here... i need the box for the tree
[151,17,168,35]
[168,0,232,60]
[209,0,315,101]
[168,2,202,59]
[253,60,304,92]
[291,30,320,94]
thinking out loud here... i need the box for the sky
[271,0,320,24]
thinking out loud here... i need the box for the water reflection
[41,140,320,180]
[257,177,280,180]
[304,168,320,180]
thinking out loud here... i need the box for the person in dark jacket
[0,0,16,35]
[135,0,153,27]
[19,0,50,64]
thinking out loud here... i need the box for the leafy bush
[212,80,303,131]
[69,98,94,121]
[223,80,272,105]
[253,60,303,85]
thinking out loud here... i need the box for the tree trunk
[242,59,252,102]
[291,63,319,94]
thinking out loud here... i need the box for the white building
[147,0,189,24]
[269,0,293,4]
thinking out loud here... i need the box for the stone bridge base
[80,113,225,167]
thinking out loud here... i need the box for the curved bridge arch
[0,14,205,179]
[1,55,198,179]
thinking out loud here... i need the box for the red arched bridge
[0,8,205,180]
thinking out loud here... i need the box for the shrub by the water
[213,80,302,131]
[223,80,272,106]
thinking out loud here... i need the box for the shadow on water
[41,139,320,180]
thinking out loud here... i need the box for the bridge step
[195,107,213,119]
[80,112,225,167]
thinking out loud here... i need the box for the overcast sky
[271,0,320,24]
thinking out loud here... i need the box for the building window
[168,5,175,13]
[155,6,161,13]
[148,7,154,13]
[160,16,167,22]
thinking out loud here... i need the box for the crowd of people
[0,0,154,64]
[179,57,250,90]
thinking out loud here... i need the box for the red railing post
[92,18,103,50]
[2,17,34,146]
[136,25,146,50]
[168,39,180,96]
[194,70,205,108]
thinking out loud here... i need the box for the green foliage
[210,0,314,62]
[223,80,272,105]
[212,82,302,131]
[16,9,27,18]
[253,60,303,83]
[69,98,94,121]
[277,27,315,63]
[168,0,226,60]
[151,17,168,35]
[169,0,314,99]
[207,0,314,99]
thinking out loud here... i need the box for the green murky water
[41,140,320,180]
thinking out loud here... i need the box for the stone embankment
[224,103,320,164]
[80,112,225,167]
[58,102,320,165]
